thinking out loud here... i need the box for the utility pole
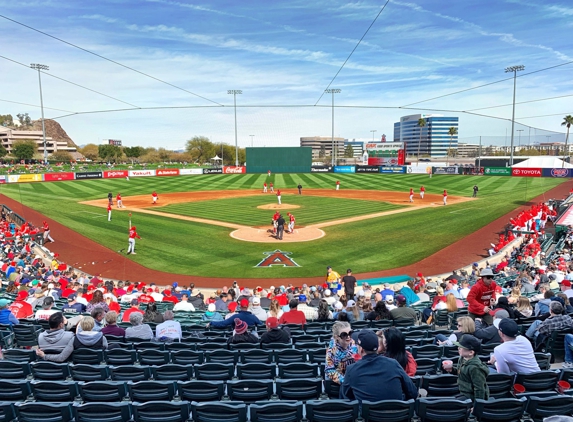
[227,90,242,166]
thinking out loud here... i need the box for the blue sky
[1,0,572,149]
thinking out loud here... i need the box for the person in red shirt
[106,296,121,313]
[443,189,448,206]
[270,182,274,193]
[107,203,112,221]
[336,180,340,190]
[278,298,307,327]
[8,290,33,319]
[409,188,414,203]
[276,189,282,205]
[263,182,267,193]
[420,186,425,199]
[162,289,179,305]
[287,212,296,234]
[116,192,123,208]
[122,299,144,322]
[152,191,158,205]
[138,288,155,305]
[127,226,141,255]
[42,221,54,243]
[466,268,498,325]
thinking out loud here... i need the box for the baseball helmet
[131,226,136,230]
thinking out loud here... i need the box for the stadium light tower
[227,90,242,166]
[325,88,341,166]
[505,65,525,166]
[370,129,377,142]
[30,63,49,164]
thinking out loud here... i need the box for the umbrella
[445,274,464,282]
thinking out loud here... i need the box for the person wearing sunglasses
[325,321,358,385]
[467,268,498,326]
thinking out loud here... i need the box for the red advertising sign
[44,172,75,182]
[368,157,399,166]
[156,169,180,176]
[104,170,128,179]
[511,168,542,177]
[223,166,246,174]
[397,149,405,165]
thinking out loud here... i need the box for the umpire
[277,214,285,240]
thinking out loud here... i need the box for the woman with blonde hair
[325,321,358,385]
[435,316,475,346]
[431,286,447,310]
[516,296,533,318]
[446,293,459,312]
[267,299,283,319]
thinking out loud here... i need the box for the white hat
[324,289,331,297]
[207,303,216,312]
[357,290,365,297]
[334,302,343,310]
[252,297,261,305]
[347,300,356,307]
[385,295,394,303]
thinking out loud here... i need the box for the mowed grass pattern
[0,173,564,278]
[156,195,403,226]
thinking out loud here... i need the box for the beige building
[300,136,345,160]
[0,127,76,155]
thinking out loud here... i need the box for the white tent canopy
[210,155,222,161]
[511,156,573,169]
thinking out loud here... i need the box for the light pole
[325,89,341,166]
[505,65,525,166]
[227,90,242,166]
[250,135,254,148]
[30,63,49,164]
[370,130,377,142]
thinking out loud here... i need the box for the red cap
[266,317,279,329]
[227,301,238,312]
[17,290,28,300]
[562,280,572,287]
[239,299,249,308]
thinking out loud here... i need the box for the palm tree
[447,127,458,166]
[416,118,426,165]
[562,115,573,168]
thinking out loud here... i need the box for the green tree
[447,126,458,165]
[50,150,73,162]
[319,145,326,159]
[562,115,573,168]
[12,140,37,160]
[79,144,99,161]
[16,113,31,127]
[0,114,14,127]
[139,150,161,163]
[344,144,354,158]
[98,144,122,163]
[124,146,144,163]
[157,147,171,161]
[0,144,7,158]
[186,136,215,164]
[416,118,426,164]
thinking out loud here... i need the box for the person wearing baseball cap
[491,318,540,374]
[260,316,291,344]
[7,290,34,319]
[342,269,357,300]
[208,297,263,329]
[390,295,417,321]
[297,294,318,321]
[466,268,498,325]
[561,279,573,299]
[340,330,418,402]
[0,298,18,325]
[473,309,507,344]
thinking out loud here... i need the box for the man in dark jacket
[208,299,262,328]
[473,310,506,344]
[38,312,74,352]
[260,317,291,344]
[340,331,418,402]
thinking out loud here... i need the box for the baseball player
[409,188,414,203]
[127,226,141,255]
[443,189,448,206]
[420,186,425,199]
[42,221,54,243]
[336,180,340,190]
[268,170,271,177]
[108,192,113,206]
[116,192,123,208]
[270,182,274,193]
[276,189,282,205]
[287,212,296,233]
[263,182,267,193]
[107,203,112,221]
[272,211,280,235]
[152,191,158,204]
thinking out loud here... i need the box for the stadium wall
[246,147,312,174]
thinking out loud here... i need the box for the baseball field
[0,173,565,280]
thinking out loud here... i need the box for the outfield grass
[0,173,564,278]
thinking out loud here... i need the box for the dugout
[246,147,312,173]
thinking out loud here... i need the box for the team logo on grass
[256,250,300,267]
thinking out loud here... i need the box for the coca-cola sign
[511,168,541,177]
[104,170,128,179]
[223,166,246,174]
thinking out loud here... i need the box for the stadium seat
[414,358,440,376]
[103,334,125,344]
[442,346,459,358]
[127,380,178,402]
[72,349,104,365]
[294,341,323,350]
[198,342,227,351]
[486,373,515,399]
[274,349,307,364]
[3,348,37,363]
[249,400,303,422]
[15,402,74,422]
[151,364,194,381]
[12,324,41,348]
[323,378,340,399]
[30,361,71,380]
[350,321,370,329]
[236,362,276,380]
[421,374,460,397]
[371,320,393,329]
[275,378,322,401]
[138,349,170,365]
[166,342,193,351]
[171,349,204,365]
[194,362,234,381]
[292,334,319,344]
[361,399,416,422]
[191,401,247,422]
[393,318,416,328]
[307,348,327,364]
[30,380,79,402]
[0,402,16,422]
[226,379,274,402]
[77,381,128,402]
[0,379,32,401]
[534,352,552,371]
[228,342,259,350]
[472,397,527,422]
[73,402,132,422]
[306,399,359,422]
[416,397,473,422]
[133,341,165,351]
[69,364,110,381]
[278,362,319,379]
[411,345,443,359]
[0,360,31,379]
[132,400,191,422]
[204,349,238,364]
[514,370,559,392]
[261,342,293,350]
[480,343,501,355]
[104,348,138,365]
[177,380,225,402]
[239,349,273,364]
[526,395,573,422]
[109,365,152,381]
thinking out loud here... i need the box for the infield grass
[0,173,564,278]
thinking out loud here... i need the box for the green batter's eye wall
[246,147,312,174]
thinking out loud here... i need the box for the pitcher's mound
[230,226,324,243]
[257,204,300,210]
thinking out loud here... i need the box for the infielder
[287,212,296,233]
[270,183,274,193]
[107,203,112,221]
[42,221,54,243]
[116,192,123,208]
[336,180,340,190]
[420,185,425,199]
[443,189,448,206]
[276,189,282,205]
[263,182,267,193]
[127,226,141,255]
[272,211,280,235]
[409,188,414,203]
[152,191,158,204]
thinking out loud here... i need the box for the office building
[393,114,459,158]
[300,136,345,160]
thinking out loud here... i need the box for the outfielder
[287,212,296,233]
[116,192,123,208]
[336,180,340,190]
[107,203,112,221]
[127,226,141,255]
[42,221,54,243]
[276,189,282,205]
[152,191,158,204]
[443,189,448,206]
[420,185,425,199]
[409,188,414,203]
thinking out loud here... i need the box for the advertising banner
[356,166,380,173]
[542,168,573,178]
[179,168,204,175]
[156,169,180,177]
[8,174,43,183]
[44,172,75,182]
[310,166,333,173]
[333,165,356,174]
[104,170,128,179]
[0,175,7,184]
[75,172,103,180]
[407,165,432,174]
[484,167,512,176]
[223,166,246,174]
[511,168,542,177]
[203,168,223,174]
[368,157,400,166]
[128,170,156,177]
[380,166,406,174]
[433,166,460,175]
